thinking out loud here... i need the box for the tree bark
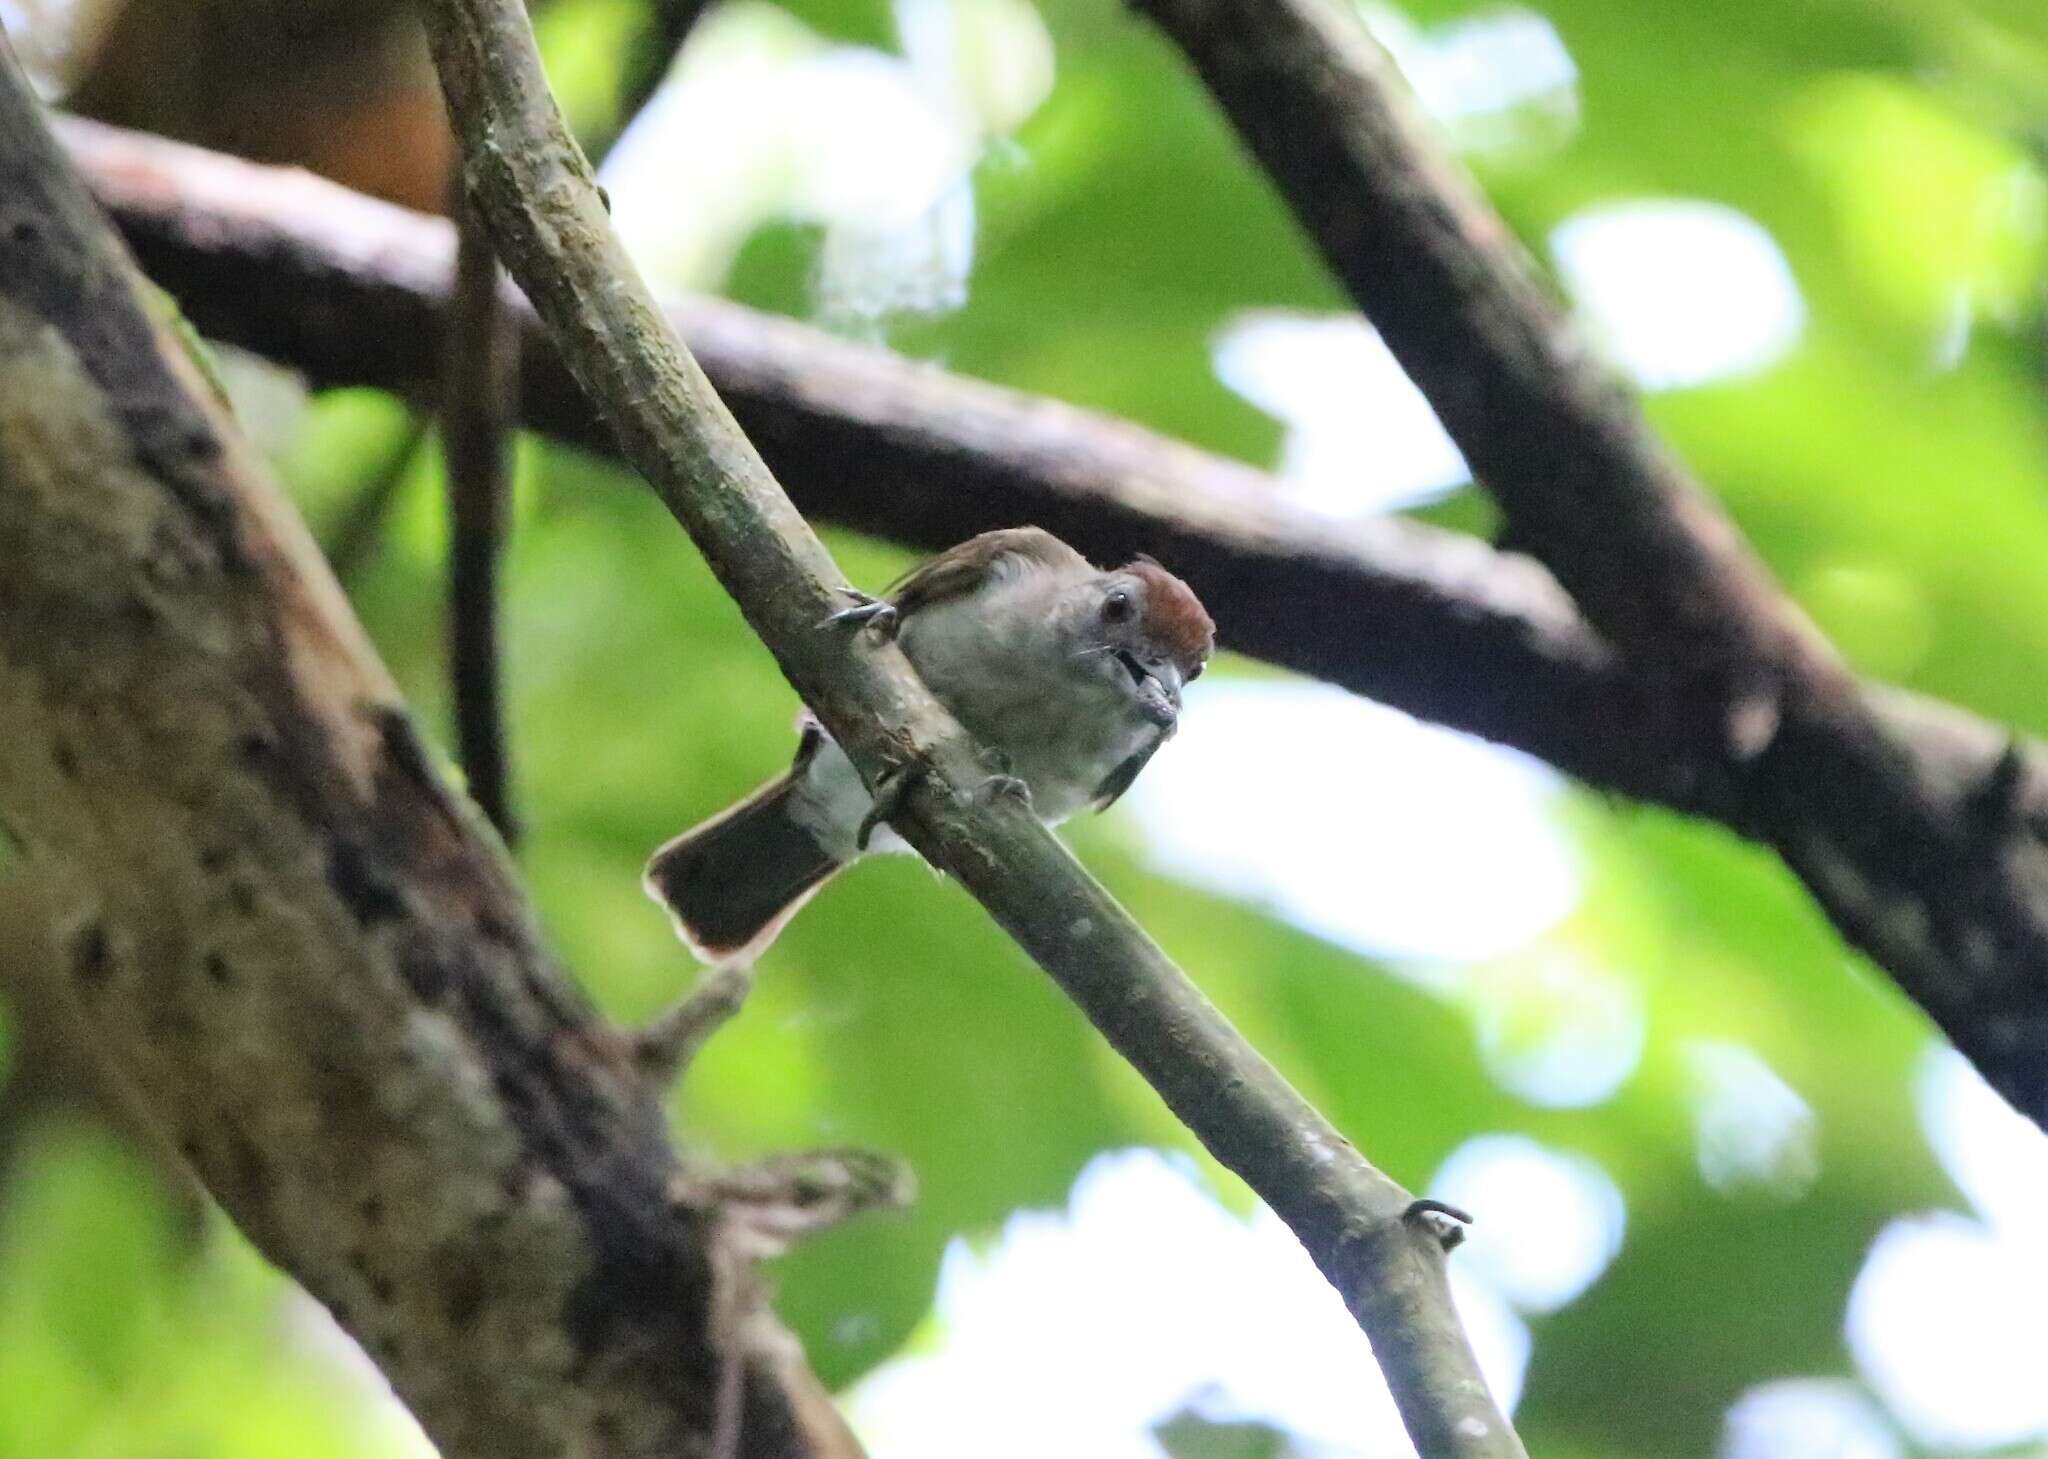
[0,39,861,1459]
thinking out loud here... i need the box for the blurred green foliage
[0,1126,416,1459]
[4,0,2047,1453]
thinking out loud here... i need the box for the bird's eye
[1102,589,1134,623]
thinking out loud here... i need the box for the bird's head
[1075,556,1215,725]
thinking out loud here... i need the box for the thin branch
[1134,0,2048,1124]
[636,960,756,1086]
[418,2,1522,1454]
[63,116,2048,1133]
[0,39,860,1459]
[588,0,721,164]
[324,413,430,582]
[442,193,520,843]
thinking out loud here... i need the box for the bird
[644,527,1216,963]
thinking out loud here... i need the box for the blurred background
[3,0,2048,1455]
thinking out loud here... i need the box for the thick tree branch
[0,42,862,1459]
[62,116,2048,1131]
[1134,0,2048,1124]
[414,2,1522,1455]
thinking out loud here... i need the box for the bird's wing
[1090,729,1172,812]
[886,527,1089,617]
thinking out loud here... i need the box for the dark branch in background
[0,41,869,1459]
[587,0,722,163]
[66,114,2027,829]
[1133,0,2048,1125]
[415,0,1523,1453]
[442,194,520,843]
[440,0,727,848]
[62,116,2048,1133]
[59,117,1670,799]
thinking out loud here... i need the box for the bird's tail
[643,771,845,963]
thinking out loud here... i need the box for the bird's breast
[901,593,1163,822]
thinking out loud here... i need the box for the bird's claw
[970,747,1033,807]
[856,762,923,851]
[979,773,1033,809]
[1403,1197,1473,1252]
[821,589,899,640]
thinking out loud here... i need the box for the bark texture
[0,43,859,1459]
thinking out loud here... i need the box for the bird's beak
[1131,658,1182,727]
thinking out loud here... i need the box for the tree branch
[414,1,1523,1454]
[1134,0,2048,1124]
[442,195,520,844]
[0,39,863,1459]
[62,115,2048,1133]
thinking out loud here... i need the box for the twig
[324,413,430,582]
[635,960,756,1086]
[1134,0,2048,1123]
[442,190,520,843]
[414,1,1523,1454]
[678,1149,915,1459]
[65,116,2048,1130]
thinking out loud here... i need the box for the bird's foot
[972,748,1032,809]
[856,761,923,851]
[820,588,899,640]
[978,773,1033,810]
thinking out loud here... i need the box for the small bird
[645,527,1216,962]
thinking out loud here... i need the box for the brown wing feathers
[885,527,1087,616]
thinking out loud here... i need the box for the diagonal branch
[61,117,2048,1132]
[0,38,862,1459]
[414,1,1523,1455]
[1133,0,2048,1125]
